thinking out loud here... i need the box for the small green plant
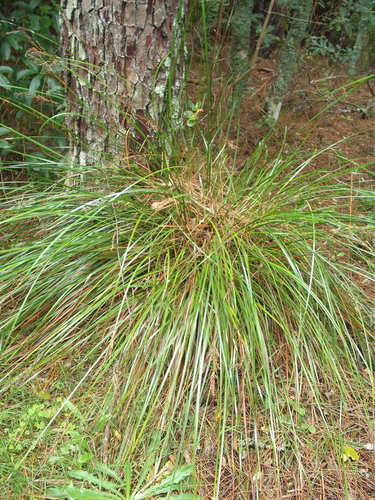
[47,463,199,500]
[308,35,352,62]
[49,427,94,468]
[0,0,60,106]
[184,101,203,127]
[0,0,65,177]
[253,13,280,50]
[308,0,374,62]
[6,402,55,453]
[0,395,68,460]
[0,384,102,497]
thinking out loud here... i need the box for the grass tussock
[0,141,374,497]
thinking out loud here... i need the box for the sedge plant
[0,127,373,496]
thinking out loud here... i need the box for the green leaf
[7,34,24,51]
[0,41,11,60]
[46,486,122,500]
[30,0,42,10]
[46,77,60,91]
[0,74,11,89]
[299,423,316,434]
[94,463,122,484]
[133,465,194,499]
[0,127,10,136]
[26,60,39,72]
[40,16,52,31]
[0,140,10,150]
[159,465,193,485]
[17,69,36,81]
[342,445,360,462]
[64,400,86,421]
[29,75,42,94]
[68,470,120,493]
[13,1,28,8]
[0,66,13,75]
[30,14,41,31]
[160,496,200,500]
[296,407,306,416]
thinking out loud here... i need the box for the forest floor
[1,56,374,499]
[220,56,375,164]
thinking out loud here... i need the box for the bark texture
[349,0,375,75]
[60,0,186,167]
[230,0,254,104]
[266,0,313,125]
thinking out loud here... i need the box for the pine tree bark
[266,0,313,125]
[60,0,186,169]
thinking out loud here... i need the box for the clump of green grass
[0,140,373,495]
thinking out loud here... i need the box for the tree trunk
[349,0,375,76]
[60,0,186,169]
[266,0,313,125]
[230,0,254,105]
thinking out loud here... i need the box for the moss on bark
[349,0,375,75]
[230,0,254,104]
[266,0,313,125]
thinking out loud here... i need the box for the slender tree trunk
[60,0,186,169]
[349,0,375,76]
[230,0,254,105]
[266,0,313,125]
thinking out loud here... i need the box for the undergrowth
[0,133,373,497]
